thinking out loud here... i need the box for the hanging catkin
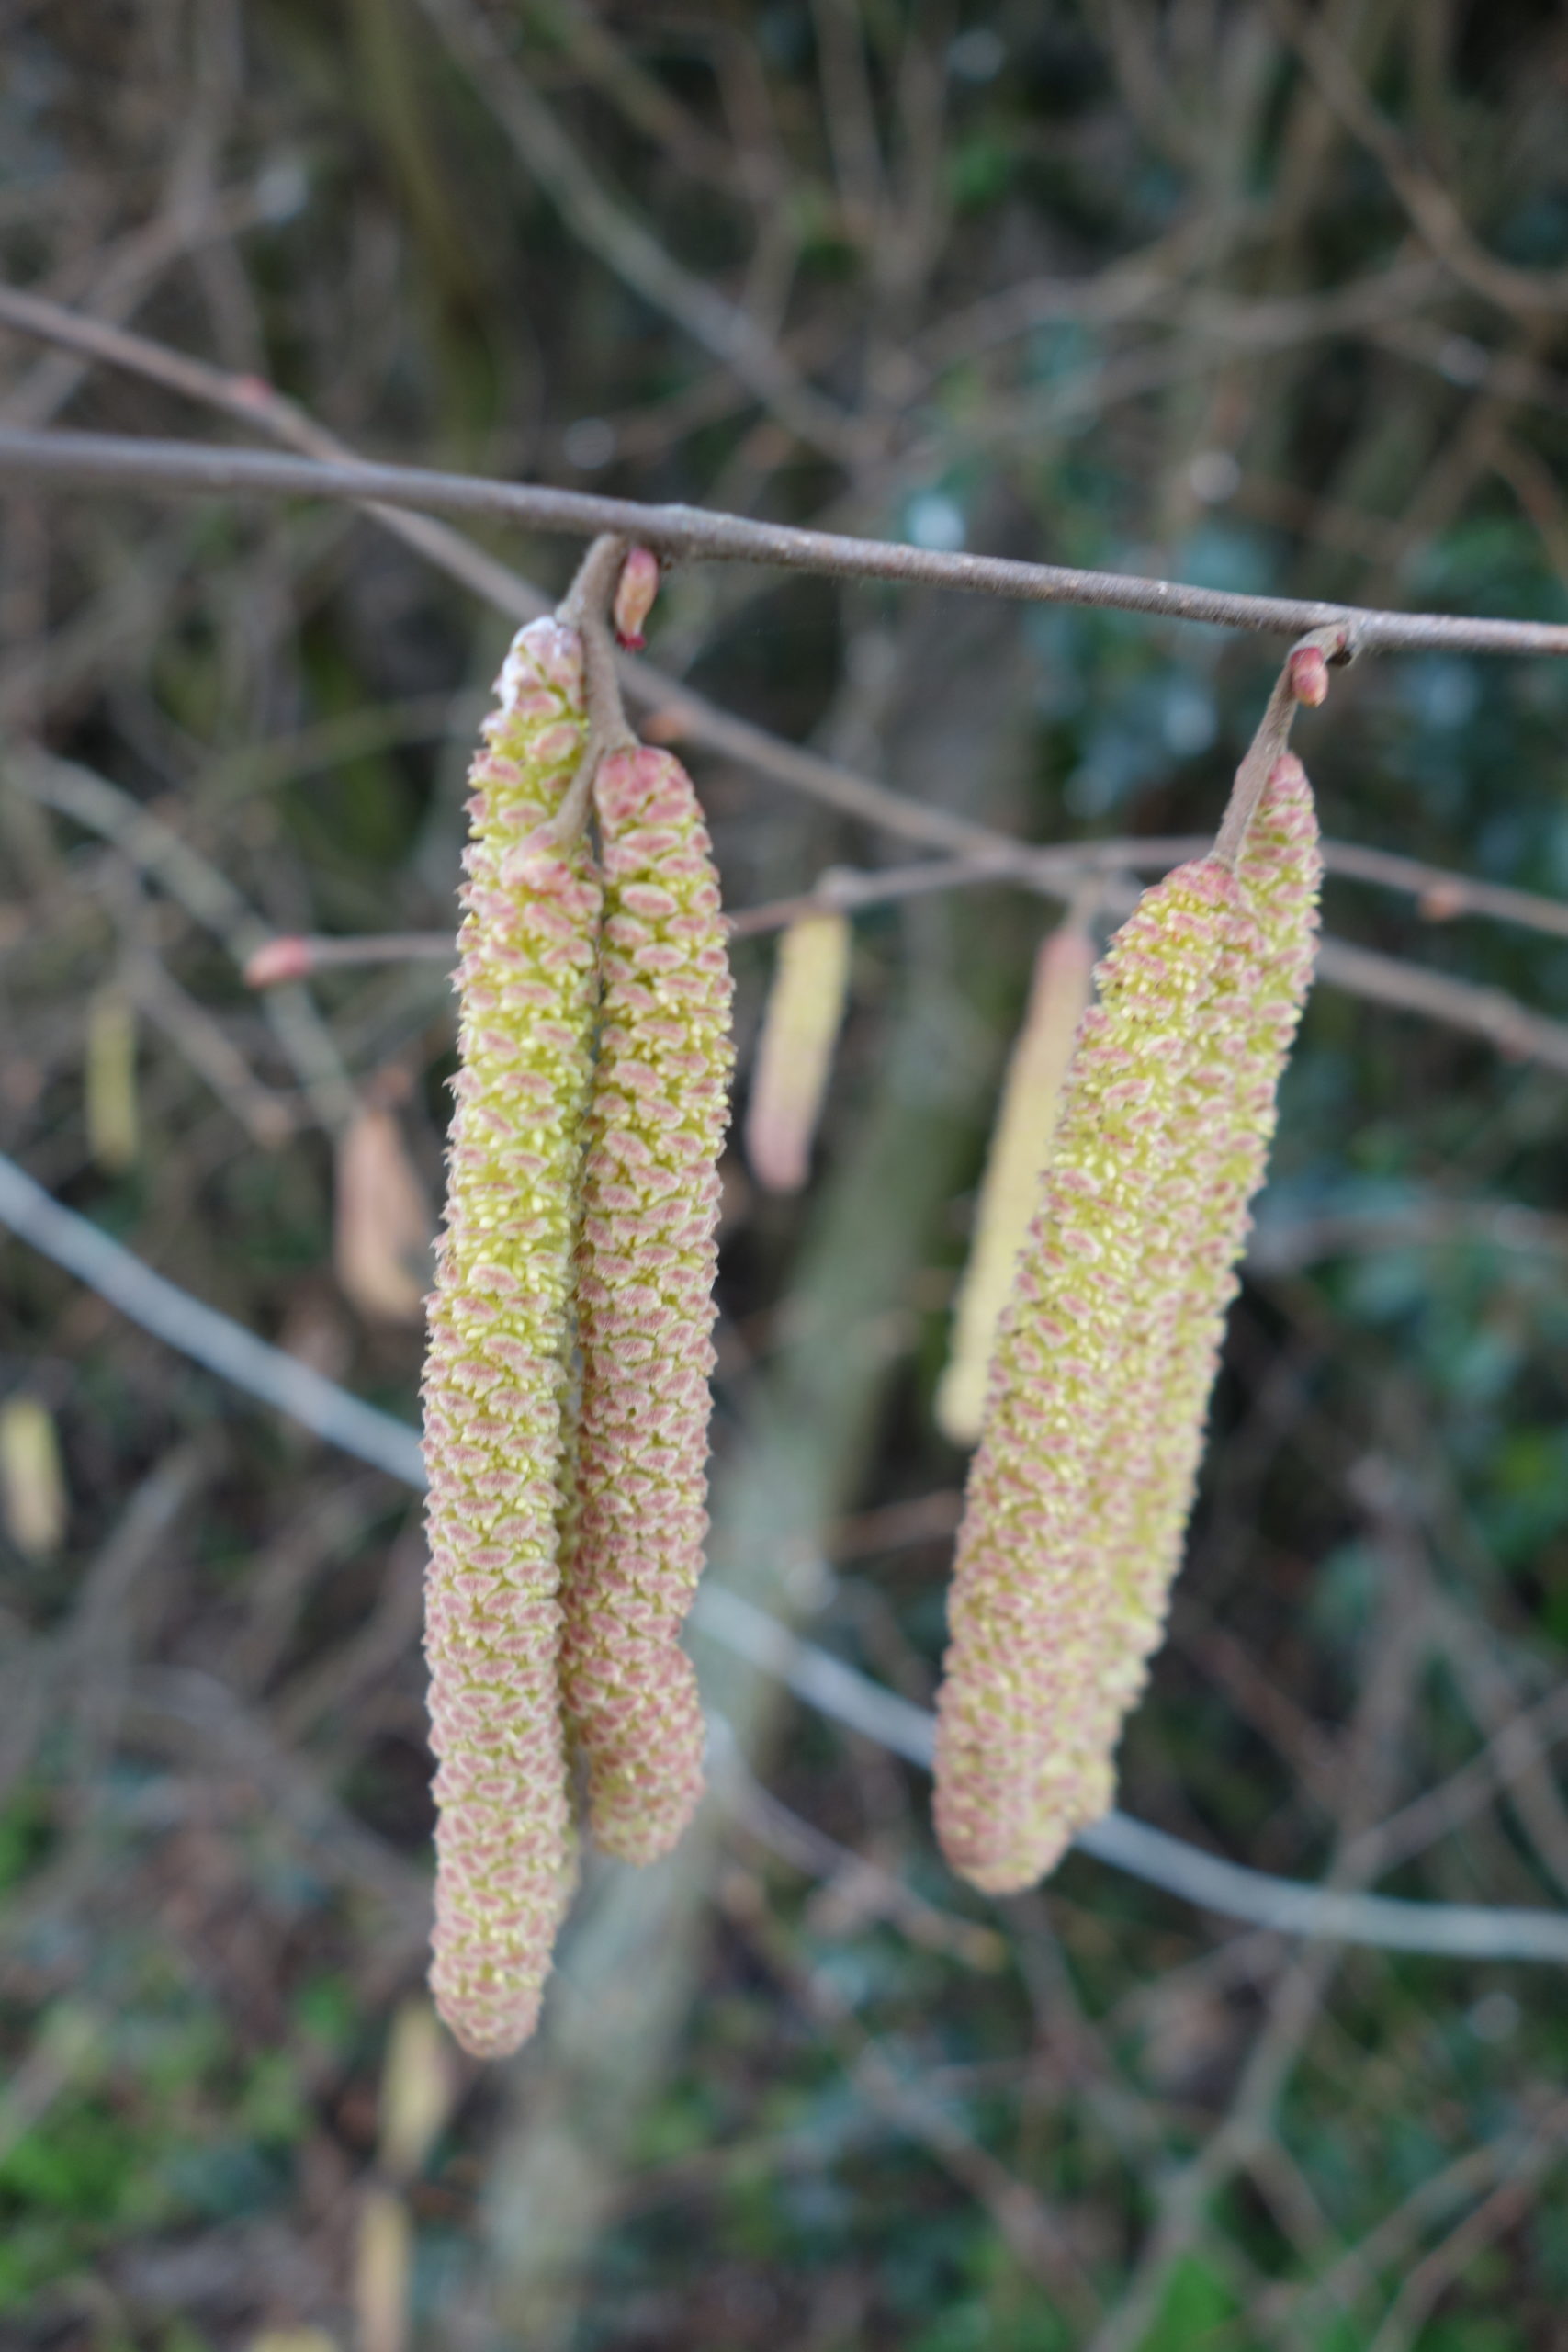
[421,614,599,2059]
[937,917,1094,1446]
[932,858,1238,1893]
[560,743,735,1862]
[932,633,1330,1897]
[1118,751,1321,1665]
[745,907,852,1193]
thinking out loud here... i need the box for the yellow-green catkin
[932,762,1322,1898]
[560,744,736,1862]
[937,919,1094,1445]
[1120,752,1321,1651]
[744,908,852,1193]
[421,615,600,2058]
[0,1396,67,1557]
[933,859,1238,1894]
[85,986,138,1172]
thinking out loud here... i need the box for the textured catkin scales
[744,909,852,1193]
[933,862,1234,1894]
[421,616,599,2059]
[1121,752,1321,1656]
[937,920,1094,1446]
[562,744,735,1861]
[933,761,1322,1899]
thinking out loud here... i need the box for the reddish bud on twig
[612,546,660,650]
[244,935,313,988]
[1287,643,1330,707]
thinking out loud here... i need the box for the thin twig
[1314,935,1568,1074]
[411,0,861,462]
[6,427,1568,656]
[11,288,1568,909]
[1363,2115,1568,2352]
[238,856,1568,1080]
[1265,0,1568,320]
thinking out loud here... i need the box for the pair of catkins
[422,541,1334,2055]
[422,546,734,2059]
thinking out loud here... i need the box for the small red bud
[243,935,313,988]
[612,546,660,650]
[1287,644,1330,707]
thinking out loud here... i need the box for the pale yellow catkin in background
[377,1998,456,2183]
[354,2186,412,2352]
[85,986,138,1173]
[744,908,852,1193]
[333,1106,433,1325]
[0,1396,67,1557]
[936,921,1094,1446]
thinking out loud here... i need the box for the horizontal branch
[4,1145,1568,1963]
[235,848,1568,1076]
[5,425,1568,656]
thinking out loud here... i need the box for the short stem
[1213,621,1353,866]
[526,536,639,854]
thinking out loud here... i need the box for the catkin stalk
[744,908,852,1193]
[937,920,1094,1445]
[421,615,600,2059]
[933,860,1236,1894]
[561,744,735,1861]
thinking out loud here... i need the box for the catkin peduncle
[422,614,600,2059]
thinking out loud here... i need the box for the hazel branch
[5,424,1568,658]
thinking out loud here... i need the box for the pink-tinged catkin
[421,615,600,2059]
[561,743,735,1861]
[744,908,852,1193]
[937,919,1094,1446]
[1117,752,1321,1661]
[932,861,1235,1894]
[1123,757,1316,1636]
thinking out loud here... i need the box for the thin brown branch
[239,842,1568,1078]
[1364,2112,1568,2352]
[1265,0,1568,319]
[1313,935,1568,1074]
[410,0,861,462]
[5,426,1568,656]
